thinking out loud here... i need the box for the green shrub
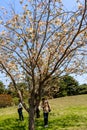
[13,97,19,105]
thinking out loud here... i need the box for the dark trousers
[44,113,48,126]
[36,108,40,118]
[18,108,24,121]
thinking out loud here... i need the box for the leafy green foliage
[7,82,29,99]
[46,75,79,98]
[57,75,79,97]
[17,82,29,98]
[0,81,5,94]
[78,84,87,94]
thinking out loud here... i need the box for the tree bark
[28,99,35,130]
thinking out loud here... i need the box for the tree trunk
[28,99,35,130]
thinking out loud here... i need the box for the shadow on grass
[0,118,28,130]
[0,114,87,130]
[35,114,87,130]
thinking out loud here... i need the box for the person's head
[18,99,21,103]
[42,97,45,101]
[42,97,48,103]
[41,98,45,104]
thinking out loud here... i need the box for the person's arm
[48,102,51,112]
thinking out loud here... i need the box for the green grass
[1,95,87,130]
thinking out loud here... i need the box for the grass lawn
[1,94,87,130]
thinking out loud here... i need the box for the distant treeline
[0,75,87,107]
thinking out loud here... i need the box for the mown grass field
[0,94,87,130]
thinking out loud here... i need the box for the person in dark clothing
[18,99,24,121]
[36,107,40,118]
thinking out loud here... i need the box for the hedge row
[0,94,12,107]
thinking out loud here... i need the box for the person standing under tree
[18,99,24,121]
[41,97,51,128]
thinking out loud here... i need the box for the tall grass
[0,95,87,130]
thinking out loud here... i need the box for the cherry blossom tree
[0,0,87,129]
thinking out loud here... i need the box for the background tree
[78,84,87,95]
[7,82,16,96]
[45,76,60,98]
[58,75,79,97]
[0,0,87,130]
[0,81,5,94]
[7,82,28,104]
